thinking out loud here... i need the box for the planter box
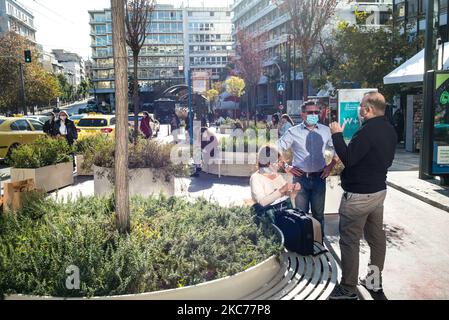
[203,152,258,177]
[325,175,343,214]
[94,166,182,197]
[6,254,280,300]
[76,155,93,176]
[11,162,74,193]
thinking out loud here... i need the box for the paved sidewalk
[325,186,449,300]
[387,171,449,212]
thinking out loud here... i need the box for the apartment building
[37,45,63,74]
[52,49,85,87]
[232,0,393,113]
[185,7,234,82]
[89,4,234,106]
[0,0,36,43]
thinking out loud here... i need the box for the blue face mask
[306,114,319,126]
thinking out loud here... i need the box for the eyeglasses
[306,111,320,115]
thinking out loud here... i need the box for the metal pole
[188,68,193,146]
[420,0,435,180]
[19,63,27,115]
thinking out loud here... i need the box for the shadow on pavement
[187,172,249,193]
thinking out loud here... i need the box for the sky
[20,0,235,60]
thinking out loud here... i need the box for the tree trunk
[133,53,139,143]
[111,0,130,234]
[253,85,257,125]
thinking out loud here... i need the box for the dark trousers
[293,174,326,236]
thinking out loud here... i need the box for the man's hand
[285,165,303,177]
[330,121,347,135]
[321,163,334,179]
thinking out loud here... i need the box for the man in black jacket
[328,92,397,300]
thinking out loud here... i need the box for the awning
[384,42,449,85]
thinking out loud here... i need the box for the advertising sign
[192,71,210,94]
[432,72,449,174]
[337,89,378,142]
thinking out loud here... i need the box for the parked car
[0,117,45,159]
[76,115,116,138]
[25,115,50,124]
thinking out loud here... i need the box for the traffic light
[24,50,32,63]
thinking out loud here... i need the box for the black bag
[274,209,315,256]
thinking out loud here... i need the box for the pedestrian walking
[328,92,397,300]
[43,112,57,137]
[170,112,181,143]
[140,111,153,139]
[279,114,294,137]
[278,100,338,235]
[54,111,78,146]
[54,110,78,169]
[191,117,218,177]
[271,114,280,130]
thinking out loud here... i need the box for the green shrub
[0,194,281,297]
[8,137,73,169]
[220,128,274,153]
[74,134,112,171]
[93,138,189,182]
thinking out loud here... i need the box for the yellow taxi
[70,114,87,126]
[0,117,45,159]
[76,114,116,138]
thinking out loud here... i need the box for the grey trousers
[339,189,387,291]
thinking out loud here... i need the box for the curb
[387,181,449,213]
[324,237,373,301]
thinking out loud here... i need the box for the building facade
[88,4,234,106]
[52,49,85,87]
[185,7,234,83]
[232,0,393,114]
[0,0,36,42]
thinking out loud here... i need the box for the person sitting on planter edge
[140,111,153,139]
[54,110,78,168]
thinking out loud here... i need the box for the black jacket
[54,119,78,145]
[43,119,56,136]
[332,116,397,194]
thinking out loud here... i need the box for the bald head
[362,92,387,116]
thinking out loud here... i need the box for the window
[29,120,43,131]
[110,118,116,125]
[210,12,215,16]
[78,119,108,127]
[10,120,32,131]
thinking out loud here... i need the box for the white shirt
[59,121,67,135]
[278,123,335,173]
[250,172,287,207]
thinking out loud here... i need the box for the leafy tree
[233,30,263,120]
[125,0,155,142]
[278,0,338,100]
[324,21,421,99]
[0,32,60,114]
[206,89,219,111]
[225,76,246,117]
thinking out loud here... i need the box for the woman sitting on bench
[250,145,322,244]
[250,145,300,207]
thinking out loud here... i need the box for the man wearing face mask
[278,100,338,236]
[328,92,397,300]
